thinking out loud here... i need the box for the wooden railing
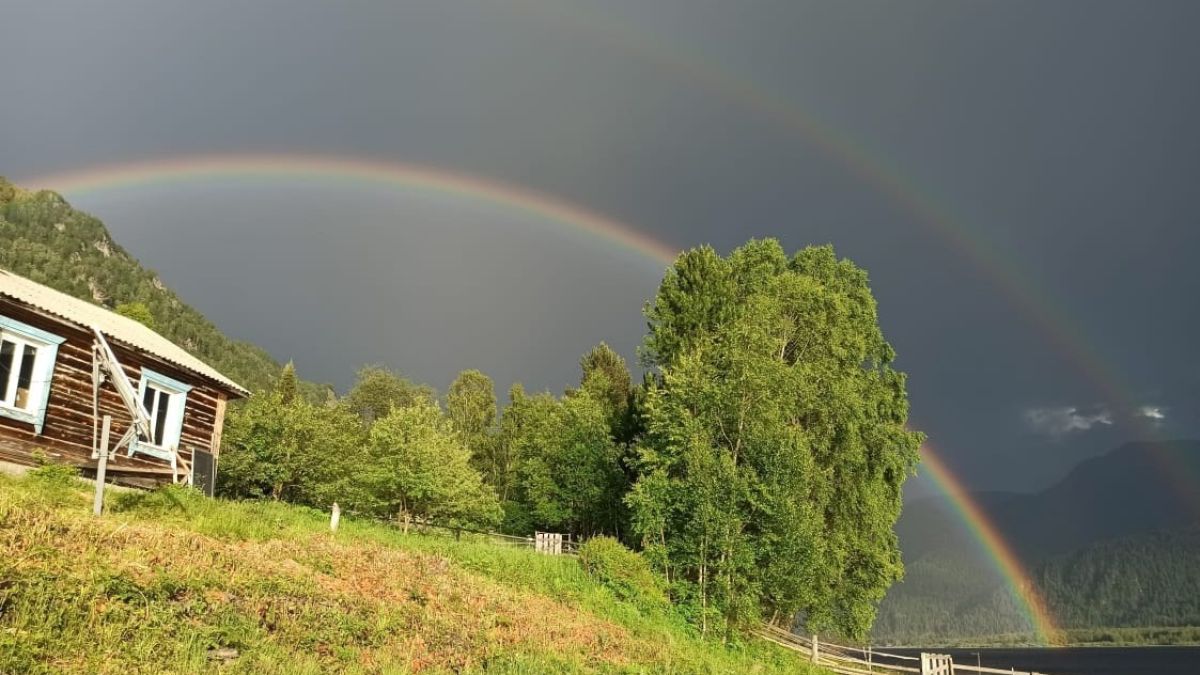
[329,505,581,555]
[756,625,1052,675]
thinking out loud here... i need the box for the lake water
[887,646,1199,675]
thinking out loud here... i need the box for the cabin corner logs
[0,295,237,491]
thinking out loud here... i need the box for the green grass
[0,469,822,673]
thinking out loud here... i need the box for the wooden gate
[534,531,563,554]
[921,653,953,675]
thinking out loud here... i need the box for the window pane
[154,391,169,446]
[0,340,13,403]
[14,344,37,409]
[142,384,156,415]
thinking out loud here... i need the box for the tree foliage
[447,369,498,480]
[277,361,299,404]
[369,398,502,529]
[217,388,368,508]
[630,240,921,639]
[0,177,15,205]
[345,365,435,423]
[114,301,156,330]
[578,343,632,420]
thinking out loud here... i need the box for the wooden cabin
[0,269,248,492]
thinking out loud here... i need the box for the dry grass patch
[0,471,820,674]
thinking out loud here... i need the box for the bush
[578,536,667,609]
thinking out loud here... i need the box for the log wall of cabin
[0,298,230,486]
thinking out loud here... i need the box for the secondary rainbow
[25,153,1061,642]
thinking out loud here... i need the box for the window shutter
[32,341,59,435]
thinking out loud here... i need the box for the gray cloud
[1025,406,1113,437]
[1138,406,1167,422]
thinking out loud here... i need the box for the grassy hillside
[0,468,820,674]
[0,178,323,397]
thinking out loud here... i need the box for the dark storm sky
[3,1,1198,494]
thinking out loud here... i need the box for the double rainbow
[24,153,1059,641]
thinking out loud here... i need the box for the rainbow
[921,444,1061,644]
[22,153,1063,642]
[21,154,679,267]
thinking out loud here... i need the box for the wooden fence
[756,625,1052,675]
[332,506,579,555]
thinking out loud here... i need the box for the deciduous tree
[631,239,921,639]
[370,398,502,531]
[346,365,435,424]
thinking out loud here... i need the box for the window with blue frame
[0,315,65,434]
[132,367,191,458]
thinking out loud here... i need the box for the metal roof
[0,269,249,397]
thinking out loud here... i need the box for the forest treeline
[873,529,1200,644]
[0,177,922,641]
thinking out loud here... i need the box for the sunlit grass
[0,470,819,673]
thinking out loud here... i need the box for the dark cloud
[3,0,1198,493]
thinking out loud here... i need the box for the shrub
[27,462,80,485]
[25,460,83,507]
[578,536,667,609]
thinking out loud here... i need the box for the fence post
[329,502,341,532]
[92,415,112,516]
[810,634,819,663]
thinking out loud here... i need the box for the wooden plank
[210,393,227,458]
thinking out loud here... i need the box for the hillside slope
[0,469,818,674]
[874,442,1200,645]
[0,177,321,396]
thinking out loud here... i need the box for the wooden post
[811,634,819,664]
[329,502,341,532]
[210,392,228,486]
[92,415,112,516]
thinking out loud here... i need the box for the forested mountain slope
[875,442,1200,645]
[0,177,320,396]
[1038,528,1200,630]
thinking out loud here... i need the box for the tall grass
[0,471,819,673]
